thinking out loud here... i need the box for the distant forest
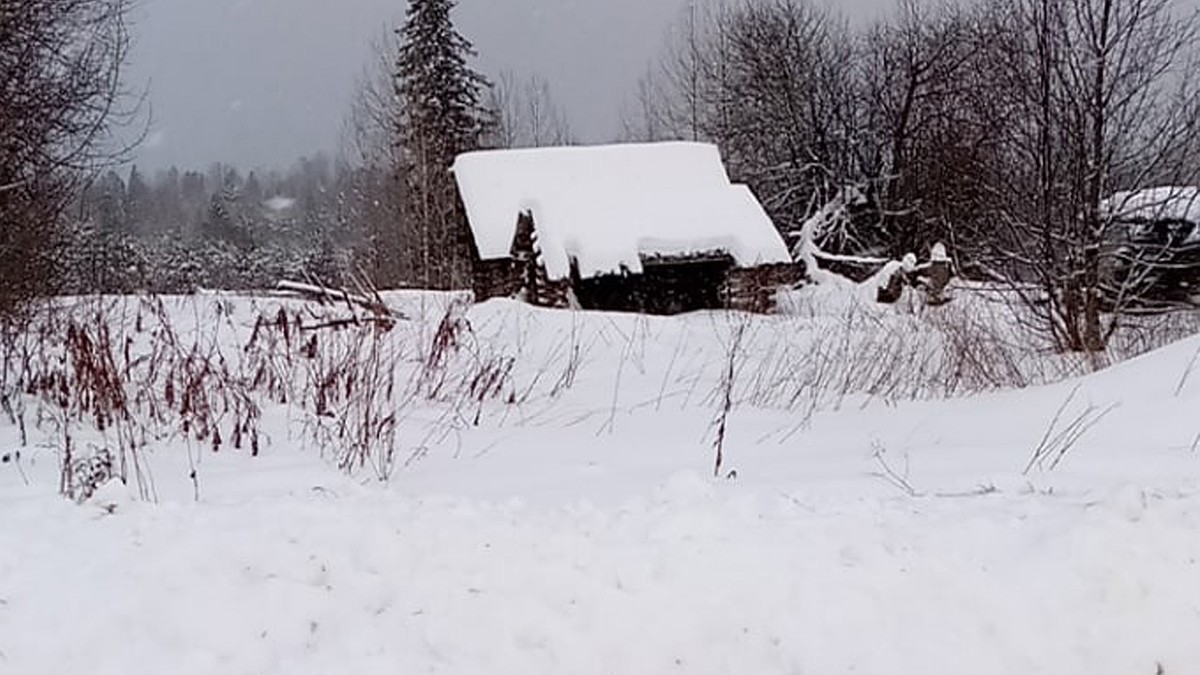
[65,70,573,295]
[69,156,372,294]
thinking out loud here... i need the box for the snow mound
[453,142,792,280]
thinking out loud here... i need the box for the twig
[1024,386,1081,475]
[870,443,920,497]
[933,484,1000,499]
[1024,386,1118,474]
[600,320,639,435]
[712,323,746,477]
[1176,343,1200,397]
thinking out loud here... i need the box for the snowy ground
[2,288,1199,674]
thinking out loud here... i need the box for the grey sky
[128,0,890,172]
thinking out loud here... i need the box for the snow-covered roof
[1103,186,1200,224]
[452,142,792,280]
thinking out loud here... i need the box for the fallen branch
[300,317,397,332]
[275,279,405,322]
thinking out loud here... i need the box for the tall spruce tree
[125,165,150,235]
[394,0,493,289]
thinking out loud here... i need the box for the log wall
[723,262,805,314]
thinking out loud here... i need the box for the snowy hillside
[1,288,1199,674]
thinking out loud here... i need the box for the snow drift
[2,289,1199,675]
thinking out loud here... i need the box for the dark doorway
[574,256,733,315]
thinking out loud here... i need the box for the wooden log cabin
[453,142,804,315]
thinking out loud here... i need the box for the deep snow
[1,289,1199,674]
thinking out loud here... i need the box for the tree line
[68,157,349,293]
[4,0,1200,353]
[64,0,572,296]
[3,0,568,307]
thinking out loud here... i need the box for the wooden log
[275,280,404,320]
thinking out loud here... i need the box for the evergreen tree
[152,167,184,235]
[393,0,493,289]
[93,171,127,234]
[205,168,251,248]
[243,171,265,210]
[124,165,150,234]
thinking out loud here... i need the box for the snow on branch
[790,185,883,275]
[0,179,30,194]
[790,188,954,306]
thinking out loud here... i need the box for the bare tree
[620,68,676,143]
[343,30,404,171]
[489,71,575,148]
[622,1,730,143]
[0,0,138,317]
[855,0,984,258]
[968,0,1200,351]
[631,0,864,241]
[631,0,976,259]
[339,29,412,286]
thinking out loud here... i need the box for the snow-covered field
[2,287,1199,674]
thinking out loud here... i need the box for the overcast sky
[127,0,891,172]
